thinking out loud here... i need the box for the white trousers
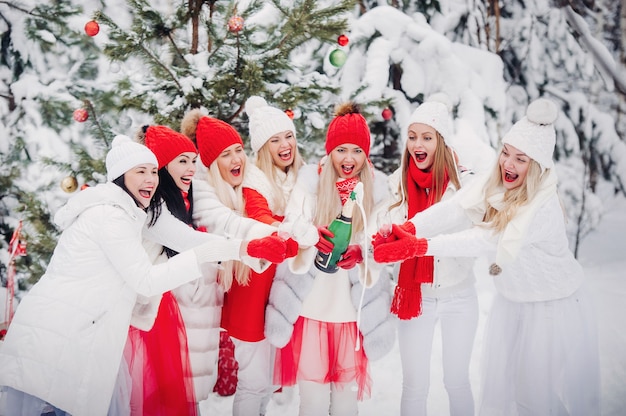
[398,286,478,416]
[298,380,358,416]
[231,338,274,416]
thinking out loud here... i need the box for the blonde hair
[483,154,544,232]
[206,159,251,290]
[255,139,304,213]
[314,159,374,235]
[391,132,461,210]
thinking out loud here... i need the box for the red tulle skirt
[274,316,371,400]
[125,291,197,415]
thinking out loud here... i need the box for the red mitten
[285,238,299,258]
[314,225,334,254]
[337,245,363,269]
[373,224,428,263]
[399,221,416,235]
[247,234,287,264]
[371,230,396,248]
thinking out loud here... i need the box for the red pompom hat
[196,116,244,168]
[325,102,371,157]
[144,125,197,169]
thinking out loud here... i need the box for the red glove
[246,235,287,264]
[371,220,416,249]
[285,238,299,258]
[314,225,334,254]
[373,224,428,263]
[337,245,363,269]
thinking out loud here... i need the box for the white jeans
[232,338,274,416]
[398,286,478,416]
[298,380,358,416]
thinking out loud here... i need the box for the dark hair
[151,167,195,258]
[112,175,163,218]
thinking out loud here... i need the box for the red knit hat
[325,102,371,157]
[196,116,244,168]
[143,125,197,169]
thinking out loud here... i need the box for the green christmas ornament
[329,49,347,67]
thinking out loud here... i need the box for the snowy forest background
[1,0,625,300]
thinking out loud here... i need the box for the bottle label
[313,214,352,274]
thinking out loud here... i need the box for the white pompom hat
[502,98,558,171]
[106,135,158,181]
[408,92,454,142]
[245,96,296,152]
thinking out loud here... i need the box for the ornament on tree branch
[285,109,294,119]
[73,108,89,123]
[382,108,393,121]
[228,15,244,33]
[337,34,349,47]
[80,184,90,191]
[84,20,100,37]
[329,49,347,68]
[61,176,79,193]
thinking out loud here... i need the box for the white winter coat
[175,173,277,401]
[0,183,242,416]
[386,168,476,297]
[410,173,584,302]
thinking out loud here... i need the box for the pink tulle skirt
[274,316,372,400]
[125,292,197,416]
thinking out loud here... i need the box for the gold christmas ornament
[61,176,78,193]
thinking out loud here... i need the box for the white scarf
[460,169,558,266]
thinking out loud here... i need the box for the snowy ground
[200,194,626,416]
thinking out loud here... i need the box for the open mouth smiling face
[330,144,366,179]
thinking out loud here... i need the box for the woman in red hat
[179,109,297,407]
[266,102,396,415]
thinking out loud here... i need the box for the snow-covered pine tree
[94,0,354,159]
[0,0,119,287]
[1,0,356,288]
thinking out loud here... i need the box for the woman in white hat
[0,136,289,416]
[380,95,478,416]
[373,98,600,416]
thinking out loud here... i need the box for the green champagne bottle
[314,191,356,273]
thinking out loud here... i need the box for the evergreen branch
[0,1,34,15]
[82,99,109,148]
[97,11,184,91]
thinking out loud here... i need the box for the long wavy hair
[314,158,374,236]
[205,159,251,290]
[482,151,544,232]
[391,132,461,210]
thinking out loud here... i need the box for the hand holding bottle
[315,225,334,254]
[336,245,363,269]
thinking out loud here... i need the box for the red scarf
[181,190,191,212]
[335,177,359,204]
[391,161,448,320]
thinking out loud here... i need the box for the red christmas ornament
[228,15,244,33]
[73,108,89,123]
[337,34,349,47]
[80,184,90,191]
[84,20,100,37]
[285,109,294,119]
[382,108,393,121]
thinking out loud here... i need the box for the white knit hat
[502,98,558,171]
[408,93,453,142]
[106,135,158,181]
[245,96,296,152]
